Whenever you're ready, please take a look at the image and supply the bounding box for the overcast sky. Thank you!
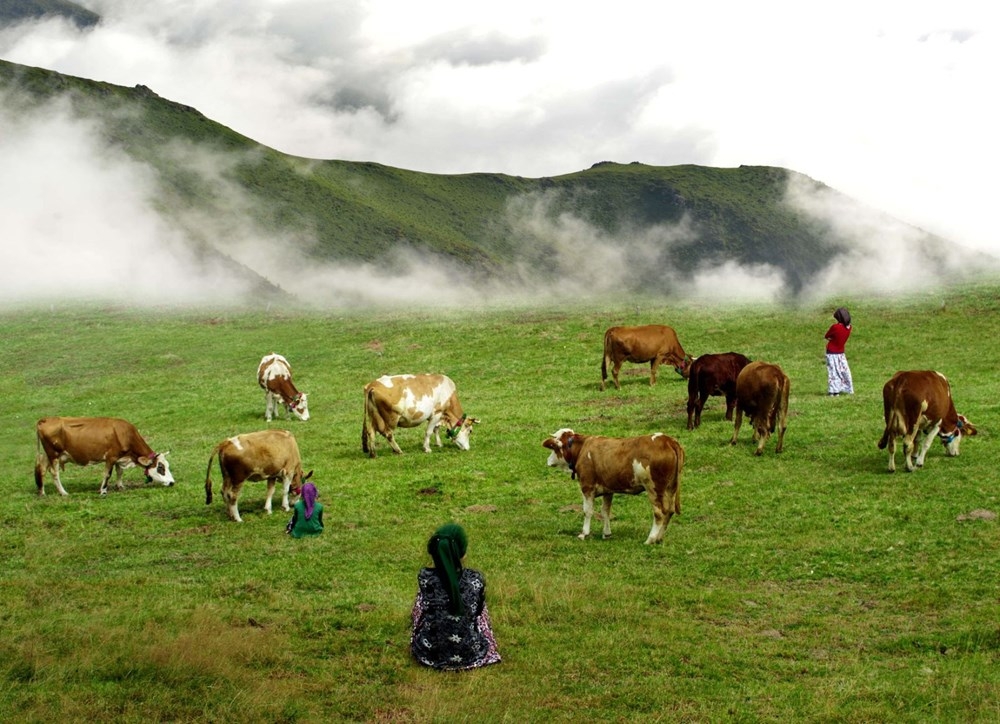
[1,1,996,305]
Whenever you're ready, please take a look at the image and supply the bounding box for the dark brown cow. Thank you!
[543,428,683,544]
[877,370,977,472]
[686,352,752,429]
[34,416,175,496]
[257,353,309,422]
[600,324,691,390]
[729,361,790,455]
[205,429,310,522]
[362,374,478,457]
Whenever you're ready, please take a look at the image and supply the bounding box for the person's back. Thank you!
[286,481,324,537]
[410,523,501,671]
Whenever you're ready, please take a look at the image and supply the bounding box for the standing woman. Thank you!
[825,307,854,395]
[410,523,501,671]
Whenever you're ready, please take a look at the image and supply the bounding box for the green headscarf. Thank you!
[427,523,468,615]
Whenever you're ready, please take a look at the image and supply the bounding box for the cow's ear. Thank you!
[542,438,557,450]
[303,470,314,481]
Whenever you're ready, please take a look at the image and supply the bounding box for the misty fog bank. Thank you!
[2,94,996,311]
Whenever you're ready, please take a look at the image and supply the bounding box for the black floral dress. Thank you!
[410,567,501,671]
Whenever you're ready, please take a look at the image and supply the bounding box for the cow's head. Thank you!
[674,354,694,378]
[291,469,314,496]
[140,452,175,486]
[543,428,582,471]
[288,392,310,421]
[445,415,479,451]
[940,415,978,456]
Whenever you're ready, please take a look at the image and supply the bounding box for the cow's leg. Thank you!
[264,478,276,514]
[114,463,125,491]
[223,484,243,522]
[600,494,614,539]
[645,492,671,545]
[649,359,659,386]
[52,462,69,497]
[264,392,274,421]
[754,425,768,456]
[280,473,292,512]
[724,394,736,421]
[886,435,897,473]
[730,407,744,446]
[100,461,115,496]
[386,431,404,455]
[902,431,918,472]
[914,422,940,468]
[579,493,595,540]
[612,361,623,390]
[774,418,787,454]
[422,421,436,453]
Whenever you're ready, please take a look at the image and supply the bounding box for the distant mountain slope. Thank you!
[0,57,971,301]
[0,0,99,28]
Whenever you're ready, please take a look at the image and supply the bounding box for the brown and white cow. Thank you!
[600,324,691,390]
[729,361,790,455]
[362,374,478,457]
[205,429,310,522]
[543,428,684,545]
[686,352,752,429]
[34,416,175,496]
[257,353,309,422]
[877,370,977,472]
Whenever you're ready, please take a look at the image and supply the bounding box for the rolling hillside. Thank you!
[0,56,973,301]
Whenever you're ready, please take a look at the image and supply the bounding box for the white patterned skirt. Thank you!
[826,353,854,394]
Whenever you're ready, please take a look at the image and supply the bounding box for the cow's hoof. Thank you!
[602,534,612,540]
[577,533,588,540]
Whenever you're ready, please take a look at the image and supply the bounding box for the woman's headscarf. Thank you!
[834,307,851,327]
[301,482,318,520]
[427,523,468,615]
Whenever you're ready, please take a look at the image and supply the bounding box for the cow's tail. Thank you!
[34,425,45,492]
[204,445,220,505]
[673,441,684,515]
[361,386,375,455]
[600,329,611,389]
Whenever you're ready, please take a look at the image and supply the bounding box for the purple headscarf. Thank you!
[301,482,318,520]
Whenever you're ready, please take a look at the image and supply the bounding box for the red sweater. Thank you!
[825,323,851,354]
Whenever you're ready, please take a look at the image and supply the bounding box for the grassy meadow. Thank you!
[0,286,998,722]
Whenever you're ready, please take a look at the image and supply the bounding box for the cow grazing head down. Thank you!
[877,370,978,472]
[141,452,175,486]
[445,413,479,451]
[286,392,310,421]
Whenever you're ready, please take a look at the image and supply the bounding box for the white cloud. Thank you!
[1,0,998,307]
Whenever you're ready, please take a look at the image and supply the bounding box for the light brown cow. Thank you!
[729,361,790,455]
[257,353,309,422]
[877,370,977,472]
[362,374,478,457]
[543,428,683,545]
[600,324,691,390]
[34,416,175,496]
[205,429,310,522]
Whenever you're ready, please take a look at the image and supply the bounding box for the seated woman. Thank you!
[410,523,501,671]
[285,481,324,538]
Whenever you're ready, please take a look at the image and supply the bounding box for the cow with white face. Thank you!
[543,427,684,545]
[257,353,309,422]
[877,370,978,472]
[362,373,479,457]
[35,416,175,496]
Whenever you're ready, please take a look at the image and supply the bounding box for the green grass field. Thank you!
[1,286,997,722]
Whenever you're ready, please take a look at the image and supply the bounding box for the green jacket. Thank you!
[286,499,324,538]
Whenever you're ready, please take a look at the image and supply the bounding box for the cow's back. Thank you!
[578,433,682,488]
[606,325,679,359]
[736,362,785,410]
[883,370,955,428]
[36,416,140,460]
[220,429,301,475]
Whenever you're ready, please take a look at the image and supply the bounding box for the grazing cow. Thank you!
[362,374,478,457]
[543,428,684,545]
[34,416,174,496]
[257,353,309,422]
[729,361,790,455]
[686,352,752,429]
[205,429,310,522]
[600,324,691,390]
[877,370,978,472]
